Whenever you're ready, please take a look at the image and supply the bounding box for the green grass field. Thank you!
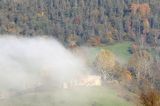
[0,87,134,106]
[89,41,132,64]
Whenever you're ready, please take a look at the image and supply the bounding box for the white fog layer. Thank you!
[0,36,86,91]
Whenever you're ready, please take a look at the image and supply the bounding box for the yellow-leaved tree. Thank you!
[95,49,115,70]
[94,49,116,80]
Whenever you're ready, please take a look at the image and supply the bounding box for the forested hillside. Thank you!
[0,0,160,46]
[0,1,160,105]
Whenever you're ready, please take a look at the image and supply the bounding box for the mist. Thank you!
[0,35,87,92]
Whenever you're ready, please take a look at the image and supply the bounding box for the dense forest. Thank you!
[0,0,160,105]
[0,0,160,46]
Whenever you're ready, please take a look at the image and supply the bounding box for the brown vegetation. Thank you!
[87,36,101,46]
[67,34,78,48]
[129,50,152,71]
[130,3,150,18]
[140,89,160,106]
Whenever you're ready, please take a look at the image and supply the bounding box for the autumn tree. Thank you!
[128,49,154,88]
[94,49,116,80]
[130,3,150,18]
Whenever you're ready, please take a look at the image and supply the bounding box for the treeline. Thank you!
[0,0,160,46]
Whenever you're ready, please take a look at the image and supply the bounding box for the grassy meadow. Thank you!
[88,41,132,64]
[0,87,134,106]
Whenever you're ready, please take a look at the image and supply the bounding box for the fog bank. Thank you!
[0,35,87,91]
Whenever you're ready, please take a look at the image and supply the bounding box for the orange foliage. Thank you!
[130,3,150,18]
[120,70,132,82]
[87,36,101,46]
[115,66,132,82]
[124,70,132,81]
[139,3,150,17]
